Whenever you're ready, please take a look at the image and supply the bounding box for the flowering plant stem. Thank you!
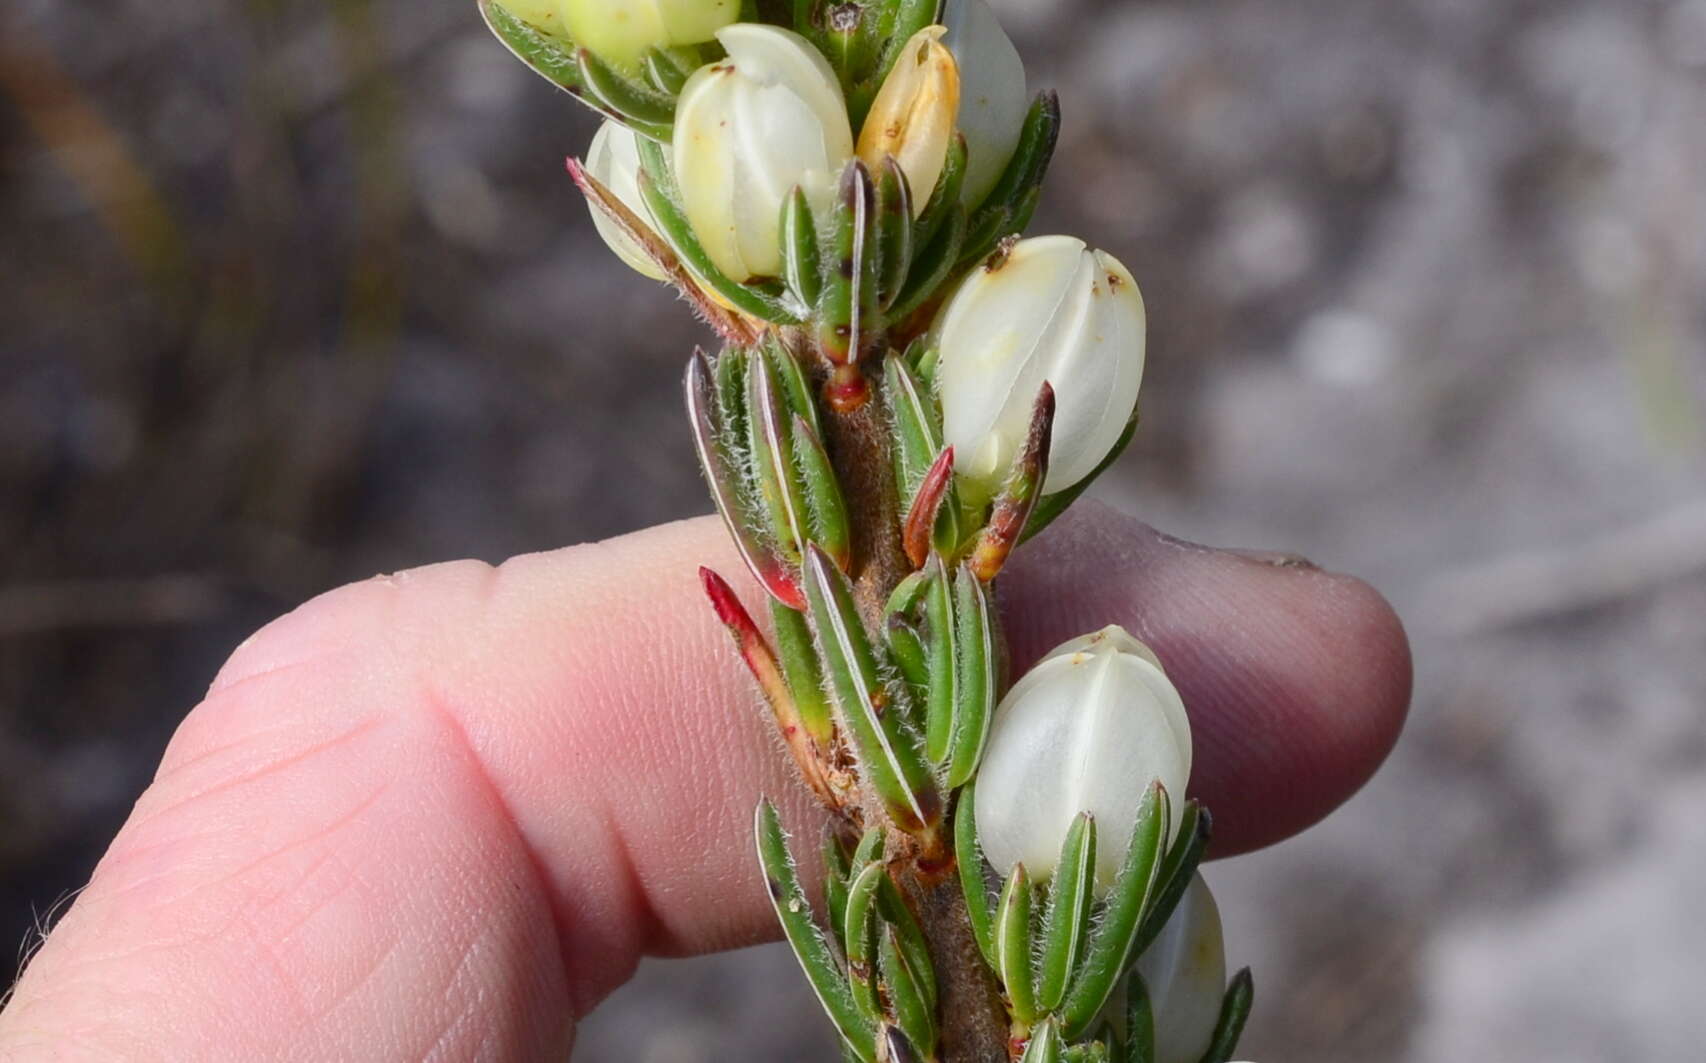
[481,2,1252,1059]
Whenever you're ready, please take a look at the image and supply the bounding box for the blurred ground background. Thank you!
[4,0,1705,1058]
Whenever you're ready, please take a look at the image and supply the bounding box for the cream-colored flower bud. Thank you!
[935,235,1146,496]
[1135,873,1227,1063]
[974,626,1190,891]
[941,0,1027,206]
[585,121,669,281]
[561,0,740,69]
[672,24,855,281]
[857,26,959,213]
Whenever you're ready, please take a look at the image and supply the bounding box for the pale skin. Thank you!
[0,504,1410,1060]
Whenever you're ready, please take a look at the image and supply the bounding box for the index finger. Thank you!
[0,504,1407,1060]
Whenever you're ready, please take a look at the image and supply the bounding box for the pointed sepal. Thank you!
[945,561,996,788]
[1059,784,1170,1039]
[996,862,1039,1026]
[1131,802,1211,959]
[1200,968,1254,1063]
[1036,813,1096,1013]
[782,186,825,311]
[1022,412,1139,544]
[903,447,956,571]
[954,782,998,969]
[969,382,1055,582]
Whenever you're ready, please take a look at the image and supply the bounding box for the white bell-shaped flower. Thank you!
[941,0,1028,206]
[560,0,740,69]
[934,235,1146,497]
[974,625,1190,892]
[858,26,959,215]
[1135,873,1227,1063]
[672,24,855,282]
[584,121,669,282]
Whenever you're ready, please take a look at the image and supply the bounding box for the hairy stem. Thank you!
[806,338,1010,1062]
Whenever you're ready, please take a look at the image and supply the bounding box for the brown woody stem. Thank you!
[790,328,1011,1062]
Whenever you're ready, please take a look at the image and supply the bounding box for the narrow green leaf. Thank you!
[576,47,676,134]
[880,1026,923,1063]
[803,546,942,837]
[883,351,946,505]
[747,345,809,562]
[1007,183,1043,238]
[971,90,1061,238]
[479,3,591,104]
[1036,813,1096,1013]
[1125,973,1156,1063]
[1198,968,1254,1063]
[891,201,967,322]
[922,555,957,765]
[818,160,876,365]
[636,138,804,323]
[959,203,1013,273]
[764,334,820,434]
[914,133,968,249]
[844,859,886,1024]
[872,873,937,1011]
[781,186,825,311]
[1022,412,1139,544]
[954,782,997,968]
[822,826,853,953]
[1020,1018,1062,1063]
[875,158,914,311]
[1131,802,1210,960]
[996,863,1038,1025]
[884,568,931,618]
[772,600,835,745]
[946,562,996,787]
[641,45,693,95]
[754,801,876,1062]
[880,925,936,1058]
[791,415,853,571]
[886,616,928,692]
[850,824,885,871]
[1059,785,1170,1039]
[686,351,805,610]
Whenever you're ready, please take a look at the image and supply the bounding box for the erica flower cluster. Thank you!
[481,2,1254,1060]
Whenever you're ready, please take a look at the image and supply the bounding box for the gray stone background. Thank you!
[3,0,1705,1058]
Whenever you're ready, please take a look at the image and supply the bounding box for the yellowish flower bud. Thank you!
[857,26,960,213]
[560,0,740,70]
[672,25,855,281]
